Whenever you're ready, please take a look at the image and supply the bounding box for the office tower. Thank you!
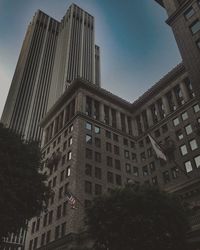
[155,0,200,99]
[1,11,59,141]
[47,4,101,110]
[1,4,101,141]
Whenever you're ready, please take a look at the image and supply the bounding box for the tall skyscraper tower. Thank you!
[47,4,101,110]
[1,4,101,141]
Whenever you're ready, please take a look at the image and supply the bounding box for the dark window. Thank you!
[56,205,62,219]
[123,138,128,146]
[113,133,119,142]
[95,137,101,148]
[124,150,130,159]
[107,171,114,183]
[85,164,92,176]
[106,142,112,152]
[133,167,139,176]
[106,130,111,138]
[190,20,200,34]
[114,145,120,155]
[163,171,170,184]
[86,134,92,144]
[95,152,101,162]
[152,176,158,185]
[85,181,92,194]
[95,184,102,195]
[116,174,122,185]
[55,225,60,240]
[86,148,92,159]
[48,211,53,225]
[107,156,113,167]
[86,96,92,116]
[115,159,121,170]
[125,163,131,174]
[149,162,156,173]
[162,124,168,133]
[142,166,149,176]
[43,213,48,227]
[61,222,66,237]
[95,167,102,179]
[46,230,51,244]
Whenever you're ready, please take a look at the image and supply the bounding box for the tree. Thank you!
[86,185,190,250]
[0,123,51,241]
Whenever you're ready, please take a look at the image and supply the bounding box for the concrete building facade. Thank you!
[1,4,101,141]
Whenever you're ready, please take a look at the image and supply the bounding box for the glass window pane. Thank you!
[190,139,198,150]
[190,20,200,34]
[180,145,188,156]
[173,118,180,126]
[194,155,200,168]
[184,161,193,173]
[185,124,193,135]
[181,112,188,121]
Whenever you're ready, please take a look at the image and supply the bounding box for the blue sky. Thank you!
[0,0,181,117]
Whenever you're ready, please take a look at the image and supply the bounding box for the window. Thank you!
[95,126,100,134]
[132,153,137,162]
[147,148,153,158]
[86,134,92,144]
[185,124,193,135]
[142,166,148,176]
[171,167,179,179]
[86,148,92,159]
[107,171,114,183]
[115,159,121,170]
[85,181,92,194]
[176,129,183,140]
[59,186,63,199]
[123,138,128,146]
[86,122,92,130]
[106,130,111,138]
[63,141,67,151]
[95,184,102,195]
[106,142,112,152]
[85,164,92,176]
[57,136,61,144]
[94,137,101,148]
[55,225,60,240]
[41,234,45,246]
[66,166,71,177]
[149,162,156,173]
[173,117,180,126]
[68,137,73,146]
[116,174,122,185]
[64,129,68,137]
[48,211,53,225]
[33,238,38,250]
[190,139,198,150]
[46,230,51,244]
[190,20,200,34]
[60,170,64,182]
[36,218,40,231]
[184,160,193,173]
[181,112,188,121]
[194,155,200,168]
[95,152,101,162]
[66,151,71,161]
[69,124,73,132]
[61,222,66,237]
[95,167,102,179]
[63,201,67,216]
[140,152,146,161]
[130,141,135,148]
[193,104,200,113]
[163,170,170,184]
[125,163,131,174]
[184,7,195,19]
[124,150,130,159]
[43,213,48,227]
[31,221,36,234]
[29,240,33,250]
[180,145,188,156]
[107,156,113,167]
[114,145,120,155]
[56,205,62,219]
[152,176,158,185]
[133,167,139,176]
[139,140,144,147]
[113,133,119,142]
[62,155,66,165]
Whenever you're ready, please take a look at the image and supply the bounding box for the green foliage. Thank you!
[0,123,51,240]
[86,185,189,250]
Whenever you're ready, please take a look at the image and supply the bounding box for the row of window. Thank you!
[29,221,66,250]
[136,79,194,135]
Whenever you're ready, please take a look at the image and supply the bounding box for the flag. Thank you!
[65,191,77,209]
[148,134,167,161]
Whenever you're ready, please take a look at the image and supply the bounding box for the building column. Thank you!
[162,95,170,115]
[146,108,153,127]
[116,111,122,130]
[180,81,190,102]
[99,102,104,122]
[172,89,179,110]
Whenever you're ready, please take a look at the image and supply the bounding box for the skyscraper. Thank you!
[1,4,100,141]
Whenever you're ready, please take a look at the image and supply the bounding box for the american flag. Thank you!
[65,191,77,209]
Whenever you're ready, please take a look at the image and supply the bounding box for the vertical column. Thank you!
[131,118,137,136]
[171,89,178,109]
[63,108,67,126]
[116,111,122,130]
[99,102,104,122]
[162,95,170,115]
[109,108,112,126]
[146,108,154,127]
[154,102,161,121]
[180,81,190,102]
[124,116,129,134]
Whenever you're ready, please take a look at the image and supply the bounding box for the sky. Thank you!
[0,0,182,117]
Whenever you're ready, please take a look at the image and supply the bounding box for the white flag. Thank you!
[148,134,167,161]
